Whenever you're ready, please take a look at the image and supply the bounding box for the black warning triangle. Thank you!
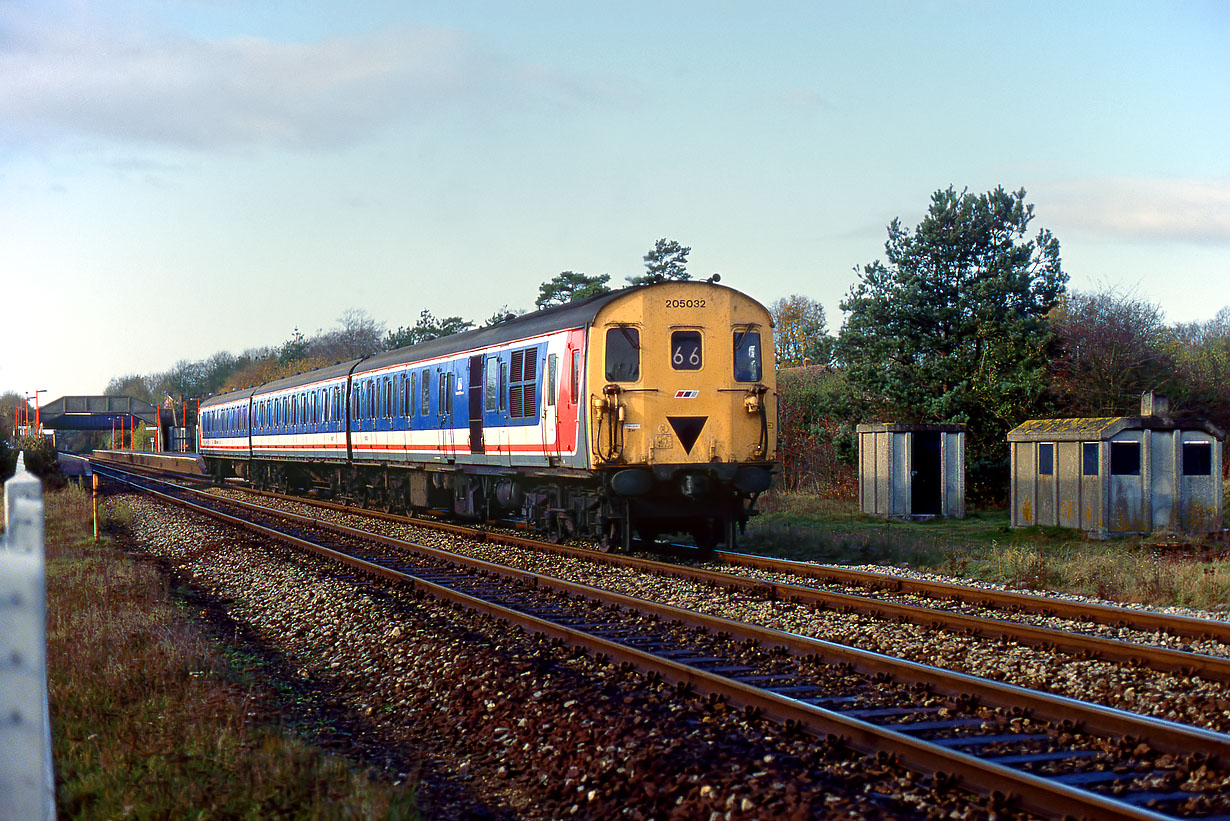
[667,416,708,454]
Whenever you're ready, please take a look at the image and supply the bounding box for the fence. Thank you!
[1,454,56,820]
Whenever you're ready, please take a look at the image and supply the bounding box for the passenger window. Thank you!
[421,369,431,415]
[408,373,416,416]
[367,380,376,420]
[485,356,499,412]
[384,377,393,419]
[605,327,640,382]
[734,331,762,382]
[547,353,558,407]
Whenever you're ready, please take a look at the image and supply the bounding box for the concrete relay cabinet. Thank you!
[1007,394,1224,537]
[857,423,966,520]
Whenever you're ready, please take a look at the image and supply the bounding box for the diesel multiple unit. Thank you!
[199,280,777,551]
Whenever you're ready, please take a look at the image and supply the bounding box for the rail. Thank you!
[1,454,55,821]
[96,463,1230,818]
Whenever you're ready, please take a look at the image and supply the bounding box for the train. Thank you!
[198,278,777,552]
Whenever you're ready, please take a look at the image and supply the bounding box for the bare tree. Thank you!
[1047,288,1175,416]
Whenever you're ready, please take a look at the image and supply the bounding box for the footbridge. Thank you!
[38,395,196,452]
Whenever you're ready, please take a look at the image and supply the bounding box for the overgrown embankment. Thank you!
[748,491,1230,612]
[42,486,418,818]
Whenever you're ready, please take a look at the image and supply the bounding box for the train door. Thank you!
[468,355,485,454]
[377,375,391,443]
[543,351,559,462]
[437,367,456,457]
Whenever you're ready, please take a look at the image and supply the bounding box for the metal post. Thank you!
[1,454,56,821]
[92,472,100,541]
[33,389,45,438]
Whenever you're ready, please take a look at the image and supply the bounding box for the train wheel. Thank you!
[691,520,719,557]
[599,520,621,553]
[544,514,563,544]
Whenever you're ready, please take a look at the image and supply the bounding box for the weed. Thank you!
[751,489,1230,611]
[42,487,419,818]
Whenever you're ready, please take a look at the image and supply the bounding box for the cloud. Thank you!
[1041,178,1230,244]
[0,9,592,151]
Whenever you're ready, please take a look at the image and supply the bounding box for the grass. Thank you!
[747,489,1230,612]
[41,485,419,819]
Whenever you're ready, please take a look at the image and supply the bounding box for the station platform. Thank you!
[57,453,93,484]
[90,449,207,476]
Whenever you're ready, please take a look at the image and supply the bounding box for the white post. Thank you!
[1,454,56,820]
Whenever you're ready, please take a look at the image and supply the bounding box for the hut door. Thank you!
[911,432,942,516]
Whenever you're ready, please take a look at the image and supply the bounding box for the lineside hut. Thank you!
[1007,394,1224,538]
[856,423,966,520]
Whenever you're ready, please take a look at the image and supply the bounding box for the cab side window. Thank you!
[547,353,558,407]
[605,328,640,382]
[734,331,762,382]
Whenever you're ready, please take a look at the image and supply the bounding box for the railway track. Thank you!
[94,462,1230,819]
[120,456,1230,683]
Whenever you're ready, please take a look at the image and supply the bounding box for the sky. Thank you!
[2,0,1228,404]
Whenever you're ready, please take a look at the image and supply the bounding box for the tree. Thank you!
[770,295,832,367]
[1168,306,1230,433]
[331,308,386,359]
[1,390,25,440]
[837,185,1068,499]
[484,305,523,327]
[628,238,691,285]
[278,328,310,365]
[104,374,155,403]
[1047,289,1175,417]
[385,309,474,349]
[535,271,611,308]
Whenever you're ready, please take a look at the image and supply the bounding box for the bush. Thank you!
[9,435,66,489]
[776,366,858,498]
[0,438,16,481]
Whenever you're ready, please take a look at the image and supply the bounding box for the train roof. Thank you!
[353,285,631,376]
[201,279,761,404]
[250,359,365,398]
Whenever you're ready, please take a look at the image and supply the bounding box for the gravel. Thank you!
[112,493,1015,820]
[201,488,1230,736]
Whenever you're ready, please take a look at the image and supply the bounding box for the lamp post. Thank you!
[33,389,46,437]
[22,393,35,438]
